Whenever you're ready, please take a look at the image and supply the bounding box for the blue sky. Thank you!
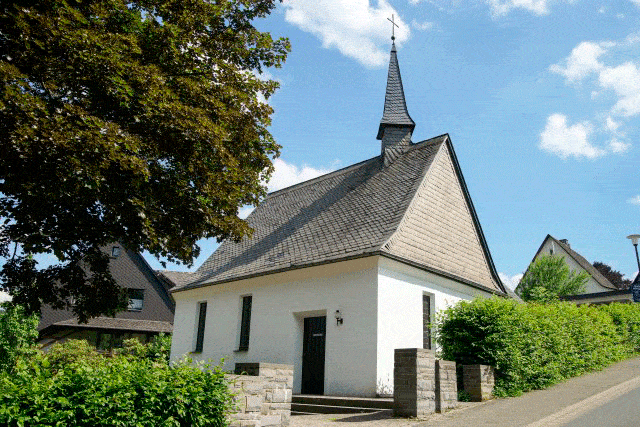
[148,0,638,288]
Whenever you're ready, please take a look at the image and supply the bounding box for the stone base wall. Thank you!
[435,360,458,413]
[462,364,495,402]
[393,349,460,418]
[228,363,293,427]
[393,348,436,418]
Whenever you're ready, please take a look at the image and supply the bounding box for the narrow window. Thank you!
[194,301,207,353]
[423,294,431,350]
[238,295,252,351]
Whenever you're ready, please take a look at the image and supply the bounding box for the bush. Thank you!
[0,303,39,374]
[0,339,232,427]
[436,297,635,397]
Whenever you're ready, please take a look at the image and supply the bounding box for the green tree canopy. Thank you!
[593,261,632,290]
[0,0,289,320]
[516,254,589,302]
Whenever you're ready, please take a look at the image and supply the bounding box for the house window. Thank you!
[238,295,252,351]
[423,294,432,350]
[128,289,144,311]
[194,301,207,353]
[111,246,121,257]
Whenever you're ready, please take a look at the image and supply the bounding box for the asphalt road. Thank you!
[561,385,640,427]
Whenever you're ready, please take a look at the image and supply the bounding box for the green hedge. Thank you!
[436,298,640,397]
[0,340,232,427]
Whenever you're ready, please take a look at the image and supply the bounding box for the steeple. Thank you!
[377,40,415,158]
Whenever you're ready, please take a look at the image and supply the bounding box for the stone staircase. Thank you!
[291,395,393,415]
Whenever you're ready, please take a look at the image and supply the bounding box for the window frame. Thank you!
[237,295,252,352]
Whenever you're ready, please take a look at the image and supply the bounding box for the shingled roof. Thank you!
[172,134,506,295]
[377,42,415,140]
[527,235,617,291]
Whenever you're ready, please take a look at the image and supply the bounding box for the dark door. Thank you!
[301,316,326,395]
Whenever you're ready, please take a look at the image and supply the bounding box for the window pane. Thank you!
[128,289,144,311]
[423,294,431,350]
[195,302,207,353]
[238,296,252,351]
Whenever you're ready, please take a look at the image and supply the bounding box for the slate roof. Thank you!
[526,235,617,291]
[172,135,506,295]
[50,317,173,333]
[39,246,175,334]
[377,43,415,140]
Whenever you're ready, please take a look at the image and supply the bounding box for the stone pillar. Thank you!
[229,363,293,427]
[463,364,495,402]
[393,348,436,418]
[435,360,458,413]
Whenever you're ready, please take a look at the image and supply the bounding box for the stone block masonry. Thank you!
[463,364,495,402]
[393,349,460,418]
[393,348,436,418]
[228,363,293,427]
[435,359,458,413]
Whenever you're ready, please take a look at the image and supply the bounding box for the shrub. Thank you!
[0,339,232,427]
[0,303,39,374]
[517,254,588,302]
[436,297,634,397]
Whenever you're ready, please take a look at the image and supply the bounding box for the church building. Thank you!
[168,40,507,397]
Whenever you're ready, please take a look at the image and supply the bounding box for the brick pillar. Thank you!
[435,360,458,413]
[393,348,436,418]
[463,364,495,402]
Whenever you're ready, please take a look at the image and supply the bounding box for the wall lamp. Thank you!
[334,310,344,326]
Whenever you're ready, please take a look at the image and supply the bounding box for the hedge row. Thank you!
[436,298,640,397]
[0,340,232,427]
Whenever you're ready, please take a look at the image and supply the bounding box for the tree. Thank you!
[593,261,632,290]
[0,0,289,321]
[517,254,589,302]
[0,304,39,374]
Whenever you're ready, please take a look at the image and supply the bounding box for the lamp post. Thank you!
[628,234,640,286]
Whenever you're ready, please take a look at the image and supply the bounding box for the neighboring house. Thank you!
[516,235,632,304]
[166,41,508,397]
[38,244,175,350]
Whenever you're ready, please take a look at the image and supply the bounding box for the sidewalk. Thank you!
[290,356,640,427]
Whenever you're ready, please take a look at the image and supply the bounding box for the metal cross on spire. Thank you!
[387,14,399,41]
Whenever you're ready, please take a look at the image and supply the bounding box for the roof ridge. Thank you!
[265,156,380,198]
[548,235,616,290]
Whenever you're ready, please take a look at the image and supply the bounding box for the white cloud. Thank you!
[488,0,553,16]
[540,114,606,159]
[549,41,608,82]
[411,19,435,31]
[0,291,11,303]
[499,272,523,290]
[282,0,410,67]
[628,195,640,206]
[268,158,333,192]
[608,138,630,153]
[605,116,621,132]
[598,62,640,117]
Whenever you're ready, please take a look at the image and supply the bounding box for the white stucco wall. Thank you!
[537,240,609,293]
[171,257,379,397]
[376,257,493,394]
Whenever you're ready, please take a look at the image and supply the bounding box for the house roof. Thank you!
[377,43,415,140]
[172,134,506,295]
[46,317,173,333]
[39,246,175,334]
[525,235,617,291]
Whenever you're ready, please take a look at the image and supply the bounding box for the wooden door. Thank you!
[301,316,326,395]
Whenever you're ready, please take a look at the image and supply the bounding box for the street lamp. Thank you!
[627,234,640,285]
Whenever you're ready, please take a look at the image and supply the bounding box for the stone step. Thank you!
[293,395,393,409]
[291,403,392,415]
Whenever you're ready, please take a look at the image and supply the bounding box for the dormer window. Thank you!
[128,289,144,311]
[111,246,121,257]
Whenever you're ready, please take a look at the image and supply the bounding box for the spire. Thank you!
[376,41,415,143]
